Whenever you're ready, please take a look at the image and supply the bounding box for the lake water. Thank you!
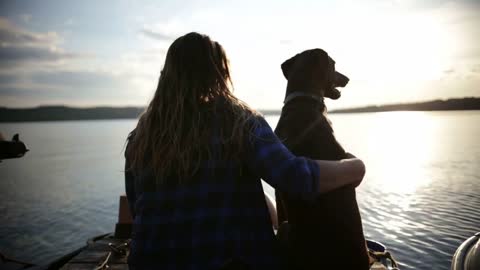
[0,111,479,269]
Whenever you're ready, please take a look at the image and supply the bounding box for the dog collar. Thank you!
[284,91,324,105]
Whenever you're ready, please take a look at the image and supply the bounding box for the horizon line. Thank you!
[1,96,479,111]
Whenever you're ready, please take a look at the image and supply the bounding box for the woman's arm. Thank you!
[245,116,365,199]
[314,158,365,194]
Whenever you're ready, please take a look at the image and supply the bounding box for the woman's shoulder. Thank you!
[245,112,268,127]
[248,114,273,132]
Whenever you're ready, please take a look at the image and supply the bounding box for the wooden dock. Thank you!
[60,234,130,270]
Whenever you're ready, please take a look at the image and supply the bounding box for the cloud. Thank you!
[0,15,158,107]
[140,27,175,41]
[0,73,22,85]
[30,71,126,89]
[0,69,146,107]
[0,17,59,45]
[472,64,480,73]
[19,14,32,24]
[279,39,292,45]
[0,45,76,63]
[64,18,75,26]
[0,17,137,107]
[443,69,455,74]
[0,69,139,92]
[0,17,77,67]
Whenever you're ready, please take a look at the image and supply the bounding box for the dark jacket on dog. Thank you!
[275,96,370,270]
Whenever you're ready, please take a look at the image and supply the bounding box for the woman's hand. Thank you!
[315,158,366,194]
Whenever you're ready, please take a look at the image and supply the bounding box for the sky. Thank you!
[0,0,479,110]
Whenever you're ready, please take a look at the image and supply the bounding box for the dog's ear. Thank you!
[281,56,297,79]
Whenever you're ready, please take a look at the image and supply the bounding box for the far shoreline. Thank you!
[1,97,479,122]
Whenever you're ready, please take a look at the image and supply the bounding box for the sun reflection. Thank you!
[364,111,440,194]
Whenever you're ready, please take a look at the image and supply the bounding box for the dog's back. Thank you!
[275,98,370,270]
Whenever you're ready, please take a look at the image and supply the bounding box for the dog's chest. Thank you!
[275,110,345,160]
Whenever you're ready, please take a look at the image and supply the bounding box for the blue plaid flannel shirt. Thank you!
[124,116,320,270]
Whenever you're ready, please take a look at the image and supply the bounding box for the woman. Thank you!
[124,32,366,270]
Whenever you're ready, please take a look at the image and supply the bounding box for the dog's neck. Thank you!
[284,91,324,105]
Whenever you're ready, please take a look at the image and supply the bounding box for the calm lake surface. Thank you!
[1,111,479,269]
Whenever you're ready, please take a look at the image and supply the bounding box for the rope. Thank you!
[108,240,130,256]
[93,251,111,270]
[368,249,399,269]
[93,240,130,270]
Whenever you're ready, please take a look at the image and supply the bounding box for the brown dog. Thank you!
[274,49,370,269]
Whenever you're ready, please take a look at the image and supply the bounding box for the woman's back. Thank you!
[125,139,278,269]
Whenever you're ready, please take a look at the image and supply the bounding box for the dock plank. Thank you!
[60,263,129,270]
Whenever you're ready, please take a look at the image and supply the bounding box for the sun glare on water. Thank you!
[363,112,441,194]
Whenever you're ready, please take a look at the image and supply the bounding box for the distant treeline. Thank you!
[0,97,479,122]
[329,97,480,113]
[0,106,145,122]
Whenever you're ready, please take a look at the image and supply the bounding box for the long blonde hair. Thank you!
[126,32,258,182]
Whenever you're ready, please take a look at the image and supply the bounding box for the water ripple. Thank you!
[1,113,479,270]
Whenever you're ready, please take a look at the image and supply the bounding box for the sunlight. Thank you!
[357,13,455,83]
[364,112,440,194]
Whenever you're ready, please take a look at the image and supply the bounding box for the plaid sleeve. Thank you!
[245,116,320,200]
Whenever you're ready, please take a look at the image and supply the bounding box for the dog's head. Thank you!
[281,49,349,100]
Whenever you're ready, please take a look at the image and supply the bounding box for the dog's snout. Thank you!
[334,72,349,87]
